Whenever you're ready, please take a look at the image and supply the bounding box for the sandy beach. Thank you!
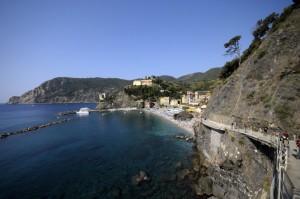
[96,107,198,136]
[144,108,198,136]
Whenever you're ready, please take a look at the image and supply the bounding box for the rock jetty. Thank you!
[0,119,71,139]
[56,111,76,116]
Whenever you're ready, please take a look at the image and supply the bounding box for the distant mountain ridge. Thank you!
[156,68,221,82]
[8,68,221,104]
[8,77,131,104]
[176,68,221,82]
[156,75,177,82]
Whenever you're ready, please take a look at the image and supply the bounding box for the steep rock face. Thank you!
[8,77,131,104]
[203,7,300,135]
[193,5,300,199]
[194,124,274,198]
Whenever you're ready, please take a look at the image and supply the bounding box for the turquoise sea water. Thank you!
[0,104,197,198]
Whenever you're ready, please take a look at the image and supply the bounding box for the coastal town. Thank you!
[101,76,210,116]
[98,76,211,134]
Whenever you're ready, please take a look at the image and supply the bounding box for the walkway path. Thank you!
[286,141,300,191]
[200,119,276,146]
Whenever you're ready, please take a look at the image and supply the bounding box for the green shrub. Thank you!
[238,137,245,145]
[275,105,293,121]
[219,58,239,79]
[263,179,270,192]
[260,94,271,104]
[231,136,235,142]
[224,128,229,134]
[271,5,294,32]
[257,49,267,60]
[238,140,245,145]
[247,91,255,99]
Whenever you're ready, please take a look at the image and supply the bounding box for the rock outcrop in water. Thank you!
[131,171,151,186]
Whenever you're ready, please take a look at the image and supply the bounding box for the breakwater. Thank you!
[56,110,77,116]
[0,119,71,139]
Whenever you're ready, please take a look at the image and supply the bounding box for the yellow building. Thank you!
[159,97,170,106]
[170,99,181,107]
[181,95,188,104]
[133,79,153,86]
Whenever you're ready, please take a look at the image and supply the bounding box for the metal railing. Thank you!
[273,137,300,199]
[280,169,295,199]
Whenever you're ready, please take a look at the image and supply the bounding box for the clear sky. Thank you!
[0,0,293,102]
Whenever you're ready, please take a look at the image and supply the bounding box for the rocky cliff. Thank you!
[193,4,300,199]
[96,91,142,109]
[203,5,300,136]
[8,77,131,104]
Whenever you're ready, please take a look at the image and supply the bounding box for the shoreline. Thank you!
[144,108,197,136]
[95,107,197,135]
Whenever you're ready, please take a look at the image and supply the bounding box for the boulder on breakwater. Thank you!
[175,134,193,142]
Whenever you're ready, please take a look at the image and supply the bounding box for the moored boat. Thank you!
[76,107,90,115]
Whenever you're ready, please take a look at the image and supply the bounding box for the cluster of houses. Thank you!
[99,77,210,114]
[156,91,210,113]
[134,77,210,112]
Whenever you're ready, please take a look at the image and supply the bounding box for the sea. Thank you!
[0,103,198,199]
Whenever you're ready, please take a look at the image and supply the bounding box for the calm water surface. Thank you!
[0,104,196,198]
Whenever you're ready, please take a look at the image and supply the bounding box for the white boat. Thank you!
[76,107,90,115]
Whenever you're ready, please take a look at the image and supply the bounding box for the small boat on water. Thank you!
[76,107,90,115]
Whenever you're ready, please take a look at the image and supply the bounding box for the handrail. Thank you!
[280,169,294,199]
[274,138,300,199]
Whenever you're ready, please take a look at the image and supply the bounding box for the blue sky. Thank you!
[0,0,293,102]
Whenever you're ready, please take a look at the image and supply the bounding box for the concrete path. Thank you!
[287,141,300,190]
[200,119,276,146]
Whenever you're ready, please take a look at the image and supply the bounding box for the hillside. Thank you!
[177,67,221,82]
[203,5,300,135]
[157,75,177,82]
[8,77,131,104]
[155,67,221,82]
